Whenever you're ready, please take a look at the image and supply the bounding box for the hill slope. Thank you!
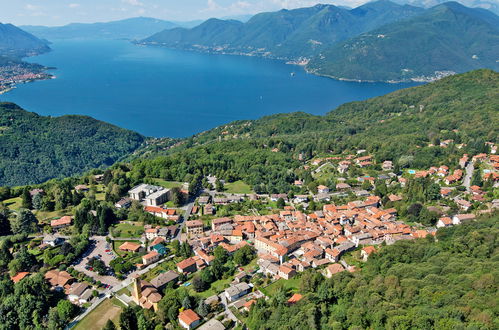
[23,17,178,41]
[129,69,498,193]
[307,2,499,82]
[141,1,424,59]
[0,23,49,58]
[246,215,499,329]
[0,103,145,186]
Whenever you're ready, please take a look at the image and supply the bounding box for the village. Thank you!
[0,63,53,94]
[4,141,498,329]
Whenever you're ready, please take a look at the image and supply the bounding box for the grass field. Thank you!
[111,223,144,238]
[3,197,21,209]
[74,298,124,330]
[151,179,184,189]
[224,181,254,194]
[259,277,301,297]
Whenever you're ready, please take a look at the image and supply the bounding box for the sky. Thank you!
[0,0,369,26]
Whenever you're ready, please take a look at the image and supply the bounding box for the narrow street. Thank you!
[463,161,475,191]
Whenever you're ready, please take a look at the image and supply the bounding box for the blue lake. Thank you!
[1,39,419,137]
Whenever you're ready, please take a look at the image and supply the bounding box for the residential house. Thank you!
[43,235,64,247]
[317,185,330,194]
[452,214,476,225]
[119,242,142,253]
[11,272,29,283]
[325,264,345,278]
[67,282,92,305]
[224,282,251,302]
[176,258,197,274]
[115,198,132,209]
[361,246,376,261]
[45,270,74,290]
[179,309,201,329]
[278,265,296,280]
[382,161,393,171]
[287,293,303,305]
[50,216,72,229]
[204,204,215,215]
[211,217,233,231]
[142,251,160,266]
[436,217,453,228]
[186,220,204,236]
[151,271,179,290]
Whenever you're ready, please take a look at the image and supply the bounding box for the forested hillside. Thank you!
[307,2,499,81]
[0,23,49,58]
[246,214,499,329]
[128,69,498,193]
[141,1,423,59]
[0,103,145,186]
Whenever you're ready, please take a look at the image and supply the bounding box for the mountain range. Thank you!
[0,23,50,58]
[141,0,425,59]
[394,0,499,14]
[308,2,499,82]
[22,17,179,41]
[141,0,499,82]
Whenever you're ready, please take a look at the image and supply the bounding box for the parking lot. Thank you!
[73,236,121,287]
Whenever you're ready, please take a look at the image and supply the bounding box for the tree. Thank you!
[119,306,138,330]
[11,209,38,234]
[192,276,206,293]
[170,187,184,206]
[103,320,116,330]
[276,198,285,209]
[234,245,256,266]
[21,188,32,209]
[215,179,224,192]
[197,301,210,317]
[32,193,43,210]
[213,245,229,264]
[471,169,483,187]
[57,300,77,322]
[0,209,12,236]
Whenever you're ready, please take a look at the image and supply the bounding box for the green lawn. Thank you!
[224,181,254,194]
[3,197,21,210]
[141,259,178,282]
[260,277,301,297]
[151,179,184,189]
[74,298,124,330]
[111,223,144,238]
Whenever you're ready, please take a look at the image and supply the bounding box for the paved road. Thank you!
[463,161,475,191]
[175,197,195,241]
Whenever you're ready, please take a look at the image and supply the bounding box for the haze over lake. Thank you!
[1,39,418,137]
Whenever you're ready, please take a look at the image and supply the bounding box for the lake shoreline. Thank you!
[4,39,418,138]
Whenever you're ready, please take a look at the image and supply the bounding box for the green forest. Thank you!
[246,214,499,329]
[0,103,145,186]
[127,69,498,193]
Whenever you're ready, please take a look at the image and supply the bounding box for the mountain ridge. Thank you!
[140,0,425,59]
[22,17,179,41]
[307,2,499,82]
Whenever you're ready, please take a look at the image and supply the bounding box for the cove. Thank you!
[1,39,419,138]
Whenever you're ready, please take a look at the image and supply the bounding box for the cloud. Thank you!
[25,4,40,11]
[122,0,144,6]
[68,4,80,9]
